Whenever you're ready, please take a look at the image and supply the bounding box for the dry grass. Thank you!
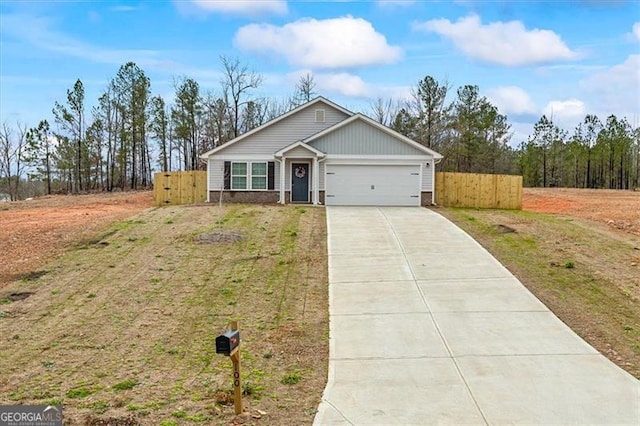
[438,205,640,379]
[0,203,328,425]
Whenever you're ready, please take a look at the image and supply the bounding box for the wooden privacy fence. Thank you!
[435,172,523,209]
[153,170,522,209]
[153,171,207,206]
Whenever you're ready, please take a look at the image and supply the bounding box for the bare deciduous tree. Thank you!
[294,73,316,105]
[220,56,263,138]
[369,97,399,126]
[0,121,28,200]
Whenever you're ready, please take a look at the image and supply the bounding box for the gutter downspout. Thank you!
[318,156,327,205]
[275,157,285,204]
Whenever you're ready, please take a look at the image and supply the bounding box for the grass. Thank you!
[281,371,302,385]
[0,204,328,425]
[112,379,138,391]
[439,207,640,378]
[66,387,97,399]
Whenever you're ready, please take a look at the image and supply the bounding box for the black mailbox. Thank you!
[215,330,240,355]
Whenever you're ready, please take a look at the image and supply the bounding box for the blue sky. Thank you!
[1,0,638,145]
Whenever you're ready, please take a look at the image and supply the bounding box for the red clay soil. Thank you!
[523,188,640,236]
[2,188,637,289]
[0,192,153,288]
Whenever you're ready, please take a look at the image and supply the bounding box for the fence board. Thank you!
[435,172,522,209]
[153,171,207,206]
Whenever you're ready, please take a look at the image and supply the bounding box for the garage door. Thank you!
[325,164,421,206]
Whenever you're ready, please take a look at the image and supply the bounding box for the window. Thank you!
[251,162,267,190]
[230,161,268,190]
[231,162,247,189]
[315,109,325,123]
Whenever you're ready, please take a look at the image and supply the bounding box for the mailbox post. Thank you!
[215,320,242,415]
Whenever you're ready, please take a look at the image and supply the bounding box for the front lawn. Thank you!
[0,204,328,425]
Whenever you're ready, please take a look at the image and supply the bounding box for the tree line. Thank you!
[1,66,638,200]
[376,76,639,189]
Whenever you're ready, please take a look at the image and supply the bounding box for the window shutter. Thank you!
[224,161,231,190]
[267,162,275,190]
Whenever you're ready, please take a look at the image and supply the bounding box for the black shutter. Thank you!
[224,161,231,190]
[267,162,275,190]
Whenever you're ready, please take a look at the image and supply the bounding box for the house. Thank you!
[200,97,442,206]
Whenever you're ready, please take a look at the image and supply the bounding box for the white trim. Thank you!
[313,157,320,205]
[290,160,311,203]
[200,97,354,158]
[303,113,443,159]
[278,158,285,204]
[206,160,211,202]
[275,140,326,158]
[217,154,275,161]
[431,160,436,204]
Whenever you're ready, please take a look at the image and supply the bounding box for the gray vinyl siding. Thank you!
[284,145,321,157]
[423,160,433,191]
[319,162,325,190]
[209,158,281,191]
[309,121,427,155]
[209,159,224,191]
[216,104,349,156]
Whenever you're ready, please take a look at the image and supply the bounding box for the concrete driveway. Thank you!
[314,207,640,425]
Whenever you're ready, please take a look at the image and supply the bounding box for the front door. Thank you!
[291,163,309,203]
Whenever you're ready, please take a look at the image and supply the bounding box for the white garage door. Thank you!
[325,164,421,206]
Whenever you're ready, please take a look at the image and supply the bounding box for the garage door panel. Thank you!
[325,164,421,206]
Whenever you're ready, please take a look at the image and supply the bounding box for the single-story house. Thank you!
[200,97,442,206]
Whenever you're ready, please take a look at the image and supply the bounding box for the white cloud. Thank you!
[315,72,372,98]
[182,0,287,16]
[580,54,640,117]
[486,86,538,115]
[633,22,640,41]
[284,69,411,101]
[111,5,141,12]
[414,14,579,66]
[543,99,586,123]
[234,16,402,68]
[509,121,535,147]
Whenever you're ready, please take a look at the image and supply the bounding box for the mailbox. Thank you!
[215,330,240,356]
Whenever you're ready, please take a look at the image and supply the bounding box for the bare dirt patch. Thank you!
[523,188,640,236]
[0,192,153,288]
[193,230,244,244]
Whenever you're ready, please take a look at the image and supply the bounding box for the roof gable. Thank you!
[200,97,353,158]
[275,141,325,158]
[304,114,443,158]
